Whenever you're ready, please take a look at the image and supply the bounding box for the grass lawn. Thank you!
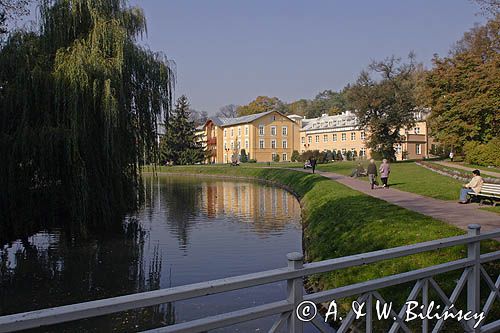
[146,165,499,326]
[481,206,500,214]
[315,161,463,201]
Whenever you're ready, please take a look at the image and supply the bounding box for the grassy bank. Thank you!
[316,161,463,200]
[146,165,499,327]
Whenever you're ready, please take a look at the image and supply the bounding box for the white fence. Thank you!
[0,224,499,332]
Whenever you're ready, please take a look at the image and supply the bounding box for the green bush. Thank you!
[273,154,280,162]
[240,149,248,163]
[291,150,300,162]
[248,159,257,163]
[464,139,500,167]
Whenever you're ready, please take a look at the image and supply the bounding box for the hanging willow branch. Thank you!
[0,0,174,239]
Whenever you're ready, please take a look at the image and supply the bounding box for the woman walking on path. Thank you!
[379,159,391,188]
[367,159,378,189]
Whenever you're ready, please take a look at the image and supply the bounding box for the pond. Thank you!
[0,174,304,332]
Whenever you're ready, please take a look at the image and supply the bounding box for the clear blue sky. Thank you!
[33,1,487,113]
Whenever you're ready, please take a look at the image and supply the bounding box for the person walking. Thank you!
[310,157,317,174]
[367,159,378,189]
[379,159,391,188]
[449,151,454,162]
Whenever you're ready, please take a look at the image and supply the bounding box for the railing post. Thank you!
[287,252,304,333]
[467,224,481,332]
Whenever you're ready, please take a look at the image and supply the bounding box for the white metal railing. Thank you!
[0,224,499,333]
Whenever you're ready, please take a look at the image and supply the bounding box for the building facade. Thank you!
[199,109,431,163]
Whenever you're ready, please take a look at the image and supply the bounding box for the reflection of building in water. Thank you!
[201,181,300,233]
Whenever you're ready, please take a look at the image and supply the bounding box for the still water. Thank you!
[0,175,303,332]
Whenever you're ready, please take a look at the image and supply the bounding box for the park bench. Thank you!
[469,183,500,206]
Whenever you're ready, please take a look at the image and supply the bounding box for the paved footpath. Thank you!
[292,168,500,233]
[435,161,500,178]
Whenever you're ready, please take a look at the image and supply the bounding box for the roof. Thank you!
[209,110,276,127]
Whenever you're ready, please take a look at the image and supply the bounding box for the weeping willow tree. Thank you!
[0,0,174,239]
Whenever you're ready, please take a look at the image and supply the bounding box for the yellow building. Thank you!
[202,110,300,163]
[200,109,431,163]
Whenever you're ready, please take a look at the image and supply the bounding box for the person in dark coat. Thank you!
[367,159,378,189]
[310,158,317,174]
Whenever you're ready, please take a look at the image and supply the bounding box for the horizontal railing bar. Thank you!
[304,258,474,303]
[1,229,498,332]
[481,320,500,333]
[140,300,292,333]
[479,250,500,263]
[301,230,500,276]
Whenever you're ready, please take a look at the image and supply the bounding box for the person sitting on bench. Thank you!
[351,163,367,178]
[458,169,483,204]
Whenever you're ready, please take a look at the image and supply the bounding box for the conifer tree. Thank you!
[160,96,205,165]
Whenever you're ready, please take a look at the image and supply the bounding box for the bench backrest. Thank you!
[480,183,500,198]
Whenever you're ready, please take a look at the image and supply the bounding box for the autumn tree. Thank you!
[346,54,419,161]
[237,96,288,116]
[423,16,500,150]
[304,89,347,118]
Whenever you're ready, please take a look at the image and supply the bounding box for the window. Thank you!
[315,135,320,143]
[282,140,287,149]
[414,127,421,134]
[282,126,288,136]
[230,141,234,149]
[351,132,356,140]
[259,125,265,135]
[259,139,265,149]
[282,153,287,161]
[224,154,227,163]
[342,148,347,154]
[224,129,227,137]
[230,128,234,137]
[416,144,421,155]
[271,139,276,149]
[333,134,337,142]
[245,139,249,149]
[396,144,402,154]
[323,134,328,142]
[271,126,277,136]
[301,137,305,144]
[341,133,346,141]
[308,136,312,144]
[360,132,366,140]
[271,115,276,121]
[351,148,356,155]
[360,148,366,157]
[238,127,241,136]
[245,126,249,136]
[236,141,240,149]
[272,153,277,161]
[224,142,227,149]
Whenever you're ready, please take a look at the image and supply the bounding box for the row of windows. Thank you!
[224,139,289,150]
[259,125,287,136]
[301,132,365,144]
[223,126,289,137]
[300,148,367,156]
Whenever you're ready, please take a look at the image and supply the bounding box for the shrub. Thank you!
[464,139,500,167]
[248,159,257,163]
[291,150,300,162]
[240,149,248,163]
[273,154,280,162]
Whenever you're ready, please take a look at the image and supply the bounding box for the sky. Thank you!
[20,0,487,114]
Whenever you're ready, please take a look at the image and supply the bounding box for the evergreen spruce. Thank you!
[160,95,205,165]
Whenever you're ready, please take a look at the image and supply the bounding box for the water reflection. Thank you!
[0,175,302,332]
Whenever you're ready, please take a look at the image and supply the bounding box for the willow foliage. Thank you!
[0,0,174,238]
